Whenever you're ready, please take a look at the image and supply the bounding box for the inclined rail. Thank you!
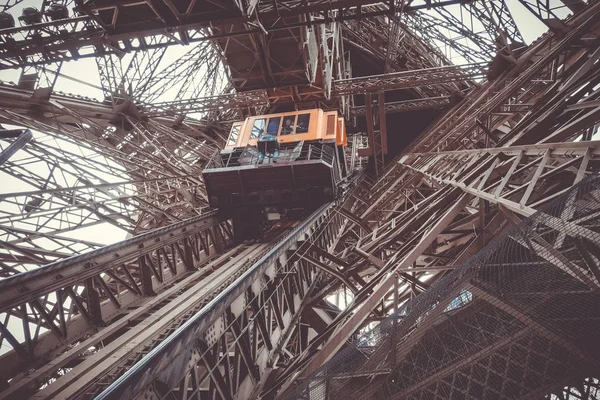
[28,224,296,399]
[97,202,333,399]
[0,172,363,399]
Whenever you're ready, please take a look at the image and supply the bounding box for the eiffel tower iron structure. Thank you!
[0,0,600,399]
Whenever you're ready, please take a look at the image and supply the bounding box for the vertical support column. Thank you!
[138,255,156,296]
[183,238,195,271]
[20,304,33,356]
[84,278,103,326]
[378,91,388,156]
[211,226,226,253]
[391,272,399,366]
[365,93,379,177]
[479,198,486,250]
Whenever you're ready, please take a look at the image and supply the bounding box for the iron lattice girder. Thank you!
[394,1,600,157]
[469,0,525,44]
[0,78,225,284]
[0,0,477,69]
[288,174,600,400]
[274,188,478,393]
[0,2,597,400]
[0,211,221,314]
[0,105,215,230]
[337,1,600,259]
[146,89,269,116]
[333,63,486,96]
[0,82,223,143]
[400,140,600,219]
[23,234,278,399]
[0,177,194,262]
[144,64,479,116]
[270,3,600,392]
[0,83,222,162]
[0,211,230,389]
[274,142,600,397]
[516,0,579,29]
[138,41,227,104]
[359,0,525,70]
[342,20,600,237]
[342,14,456,92]
[95,44,169,99]
[351,96,452,117]
[0,128,31,165]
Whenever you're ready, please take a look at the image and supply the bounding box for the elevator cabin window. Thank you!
[326,114,336,136]
[267,117,281,135]
[227,124,240,146]
[281,115,296,135]
[251,118,266,138]
[296,114,310,133]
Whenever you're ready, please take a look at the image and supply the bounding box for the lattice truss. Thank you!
[289,3,600,397]
[0,96,220,267]
[285,175,600,400]
[0,0,598,399]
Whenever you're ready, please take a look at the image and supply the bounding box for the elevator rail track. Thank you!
[97,203,333,399]
[53,223,299,399]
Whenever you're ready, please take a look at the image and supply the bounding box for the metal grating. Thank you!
[282,173,600,400]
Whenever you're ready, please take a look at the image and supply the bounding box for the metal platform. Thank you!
[203,143,339,209]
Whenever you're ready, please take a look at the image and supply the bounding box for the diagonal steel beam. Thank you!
[0,129,31,166]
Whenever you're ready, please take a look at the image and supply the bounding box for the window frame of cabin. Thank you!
[227,123,241,146]
[296,113,310,134]
[251,118,267,139]
[280,114,297,135]
[266,116,282,136]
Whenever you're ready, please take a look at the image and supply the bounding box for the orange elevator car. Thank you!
[202,109,349,240]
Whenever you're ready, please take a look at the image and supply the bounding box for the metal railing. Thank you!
[205,142,336,170]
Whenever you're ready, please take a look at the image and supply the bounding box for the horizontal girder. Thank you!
[0,0,475,69]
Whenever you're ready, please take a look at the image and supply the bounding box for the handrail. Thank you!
[204,143,335,170]
[96,202,333,399]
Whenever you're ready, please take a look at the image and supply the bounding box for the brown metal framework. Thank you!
[0,0,599,399]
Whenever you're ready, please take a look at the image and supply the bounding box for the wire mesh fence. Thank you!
[282,173,600,400]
